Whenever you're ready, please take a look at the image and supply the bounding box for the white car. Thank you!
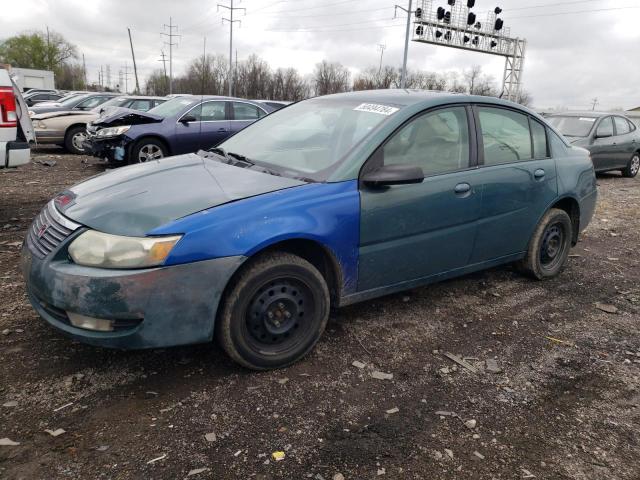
[0,69,34,167]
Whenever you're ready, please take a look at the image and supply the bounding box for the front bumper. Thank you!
[21,236,245,349]
[84,135,130,162]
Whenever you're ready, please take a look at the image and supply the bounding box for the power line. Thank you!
[265,16,404,32]
[506,5,640,19]
[161,17,180,95]
[259,5,392,18]
[508,0,606,11]
[248,0,388,16]
[218,0,246,97]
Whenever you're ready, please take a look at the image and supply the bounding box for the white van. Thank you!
[0,68,34,168]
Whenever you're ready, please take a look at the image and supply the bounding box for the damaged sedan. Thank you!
[22,90,597,370]
[84,95,274,164]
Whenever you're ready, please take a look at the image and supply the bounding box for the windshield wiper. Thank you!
[208,146,230,161]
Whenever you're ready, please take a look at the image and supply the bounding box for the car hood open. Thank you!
[92,109,164,128]
[57,153,305,236]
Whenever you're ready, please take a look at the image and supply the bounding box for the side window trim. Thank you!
[359,103,475,182]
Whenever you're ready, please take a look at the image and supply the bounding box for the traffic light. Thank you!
[447,0,456,5]
[472,36,480,45]
[463,35,470,43]
[494,18,504,30]
[416,25,424,35]
[435,30,443,38]
[467,0,475,7]
[490,40,497,48]
[467,12,476,25]
[494,7,502,14]
[437,7,445,20]
[415,7,422,18]
[444,11,451,23]
[444,31,452,40]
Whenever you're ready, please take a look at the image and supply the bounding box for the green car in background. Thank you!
[547,112,640,177]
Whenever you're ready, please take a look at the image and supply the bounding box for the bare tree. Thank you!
[270,67,310,101]
[313,60,351,96]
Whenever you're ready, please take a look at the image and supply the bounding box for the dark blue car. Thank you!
[22,90,597,370]
[85,95,275,164]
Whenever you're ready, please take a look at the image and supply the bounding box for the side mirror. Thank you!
[180,115,197,124]
[362,164,424,187]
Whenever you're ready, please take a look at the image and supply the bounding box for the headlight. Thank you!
[34,121,47,129]
[28,110,35,117]
[68,230,182,269]
[95,125,131,138]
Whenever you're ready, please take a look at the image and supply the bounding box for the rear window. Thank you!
[547,116,596,137]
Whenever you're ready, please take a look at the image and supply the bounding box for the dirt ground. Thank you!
[1,147,639,480]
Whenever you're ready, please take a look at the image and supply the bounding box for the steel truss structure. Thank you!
[412,0,526,102]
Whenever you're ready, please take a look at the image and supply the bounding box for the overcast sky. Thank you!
[3,0,640,109]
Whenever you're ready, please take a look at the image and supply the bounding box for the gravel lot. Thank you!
[1,147,639,480]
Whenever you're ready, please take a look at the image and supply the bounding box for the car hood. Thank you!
[57,153,305,236]
[92,109,164,127]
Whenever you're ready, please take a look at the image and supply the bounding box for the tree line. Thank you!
[0,29,531,105]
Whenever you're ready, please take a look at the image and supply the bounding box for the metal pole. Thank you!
[229,0,234,97]
[128,28,140,94]
[400,0,412,89]
[169,17,173,95]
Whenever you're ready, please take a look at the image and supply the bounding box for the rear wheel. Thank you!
[216,252,330,370]
[64,125,88,155]
[622,152,640,178]
[518,208,572,280]
[130,138,167,164]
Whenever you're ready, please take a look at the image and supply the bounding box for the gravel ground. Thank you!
[1,147,639,480]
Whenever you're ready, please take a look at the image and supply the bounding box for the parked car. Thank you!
[253,100,292,110]
[547,112,640,177]
[29,92,118,116]
[22,90,597,369]
[32,96,168,154]
[0,69,34,168]
[23,91,64,107]
[84,95,274,164]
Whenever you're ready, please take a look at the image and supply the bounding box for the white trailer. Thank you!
[8,67,55,92]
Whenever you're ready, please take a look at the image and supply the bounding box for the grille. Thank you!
[26,201,81,259]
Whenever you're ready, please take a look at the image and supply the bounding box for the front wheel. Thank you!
[622,152,640,178]
[64,125,89,155]
[216,252,330,370]
[130,138,167,164]
[518,208,572,280]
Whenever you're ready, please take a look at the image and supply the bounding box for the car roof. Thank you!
[547,111,630,118]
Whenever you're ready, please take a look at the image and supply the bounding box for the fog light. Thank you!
[67,312,114,332]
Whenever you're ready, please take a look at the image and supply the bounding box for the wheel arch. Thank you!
[65,122,89,137]
[549,196,580,245]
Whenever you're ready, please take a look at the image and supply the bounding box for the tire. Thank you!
[64,125,89,155]
[622,152,640,178]
[130,138,167,164]
[518,208,572,280]
[216,252,330,370]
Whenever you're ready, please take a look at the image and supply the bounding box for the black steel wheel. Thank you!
[518,208,572,280]
[217,252,330,370]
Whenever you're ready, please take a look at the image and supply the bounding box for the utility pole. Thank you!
[127,28,141,94]
[591,98,599,111]
[377,44,386,75]
[99,66,104,89]
[394,0,413,89]
[46,25,52,71]
[218,0,245,97]
[161,17,180,95]
[106,65,111,89]
[82,53,87,89]
[121,64,131,94]
[158,50,168,95]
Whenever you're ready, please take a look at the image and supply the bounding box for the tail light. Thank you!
[0,86,17,128]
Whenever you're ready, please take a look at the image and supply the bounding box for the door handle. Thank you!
[454,182,471,194]
[217,128,228,132]
[534,168,545,179]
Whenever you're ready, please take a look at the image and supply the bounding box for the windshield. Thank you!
[547,115,597,137]
[147,97,194,118]
[58,94,89,107]
[216,98,400,181]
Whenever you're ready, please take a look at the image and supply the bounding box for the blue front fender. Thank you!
[150,181,361,294]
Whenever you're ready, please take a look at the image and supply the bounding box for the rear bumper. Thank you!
[21,240,245,349]
[579,188,598,234]
[2,141,30,168]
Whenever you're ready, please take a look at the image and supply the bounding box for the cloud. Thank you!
[2,0,639,109]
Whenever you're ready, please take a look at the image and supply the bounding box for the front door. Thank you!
[612,116,635,167]
[175,100,230,154]
[590,116,615,171]
[470,106,558,263]
[358,105,482,292]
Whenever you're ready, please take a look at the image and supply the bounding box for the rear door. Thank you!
[358,105,483,291]
[470,105,558,263]
[230,101,267,135]
[612,116,635,167]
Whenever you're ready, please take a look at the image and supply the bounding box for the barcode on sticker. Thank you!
[354,103,399,116]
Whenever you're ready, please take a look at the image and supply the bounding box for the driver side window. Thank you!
[382,106,470,176]
[596,117,613,137]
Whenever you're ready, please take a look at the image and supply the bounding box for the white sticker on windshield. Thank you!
[354,103,399,116]
[579,117,596,122]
